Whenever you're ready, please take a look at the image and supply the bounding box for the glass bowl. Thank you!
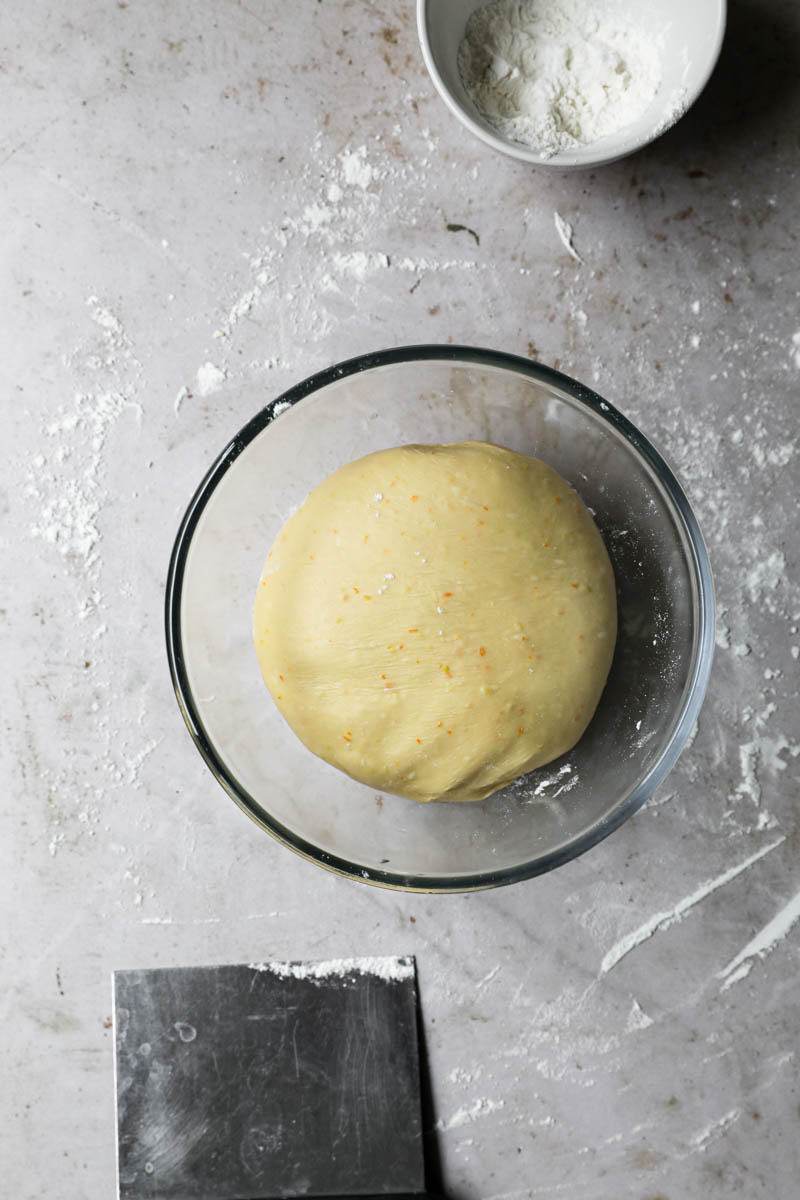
[166,346,714,892]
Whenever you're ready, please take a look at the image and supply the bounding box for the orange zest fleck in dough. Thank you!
[479,646,486,656]
[408,627,419,633]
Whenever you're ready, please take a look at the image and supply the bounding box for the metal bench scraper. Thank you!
[113,955,425,1200]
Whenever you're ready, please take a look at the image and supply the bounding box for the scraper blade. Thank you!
[113,956,423,1200]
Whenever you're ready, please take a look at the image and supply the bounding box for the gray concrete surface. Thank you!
[2,2,799,1197]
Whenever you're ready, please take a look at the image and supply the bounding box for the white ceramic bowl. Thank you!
[417,0,727,168]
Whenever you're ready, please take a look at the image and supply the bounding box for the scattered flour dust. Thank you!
[175,135,467,399]
[553,211,583,262]
[449,1065,483,1086]
[86,294,125,340]
[29,391,134,566]
[196,361,227,396]
[435,1097,505,1132]
[27,294,162,867]
[718,888,800,991]
[745,549,786,614]
[625,999,655,1032]
[29,295,142,573]
[458,0,662,157]
[248,956,415,983]
[333,250,390,282]
[598,837,785,977]
[690,1108,741,1151]
[340,144,384,190]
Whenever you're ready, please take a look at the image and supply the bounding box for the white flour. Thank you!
[196,361,227,396]
[435,1097,505,1132]
[553,211,583,262]
[458,0,661,157]
[248,956,415,983]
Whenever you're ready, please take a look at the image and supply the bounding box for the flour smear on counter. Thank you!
[458,0,662,157]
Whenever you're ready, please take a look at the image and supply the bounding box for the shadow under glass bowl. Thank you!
[166,346,714,892]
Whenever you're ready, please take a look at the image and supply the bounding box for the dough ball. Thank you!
[253,442,616,803]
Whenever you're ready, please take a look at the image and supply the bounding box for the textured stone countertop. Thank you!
[3,2,799,1197]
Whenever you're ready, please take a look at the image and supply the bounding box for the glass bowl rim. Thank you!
[165,343,715,893]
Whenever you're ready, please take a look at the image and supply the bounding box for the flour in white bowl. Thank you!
[458,0,662,158]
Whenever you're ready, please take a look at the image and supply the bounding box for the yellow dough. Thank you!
[253,442,616,803]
